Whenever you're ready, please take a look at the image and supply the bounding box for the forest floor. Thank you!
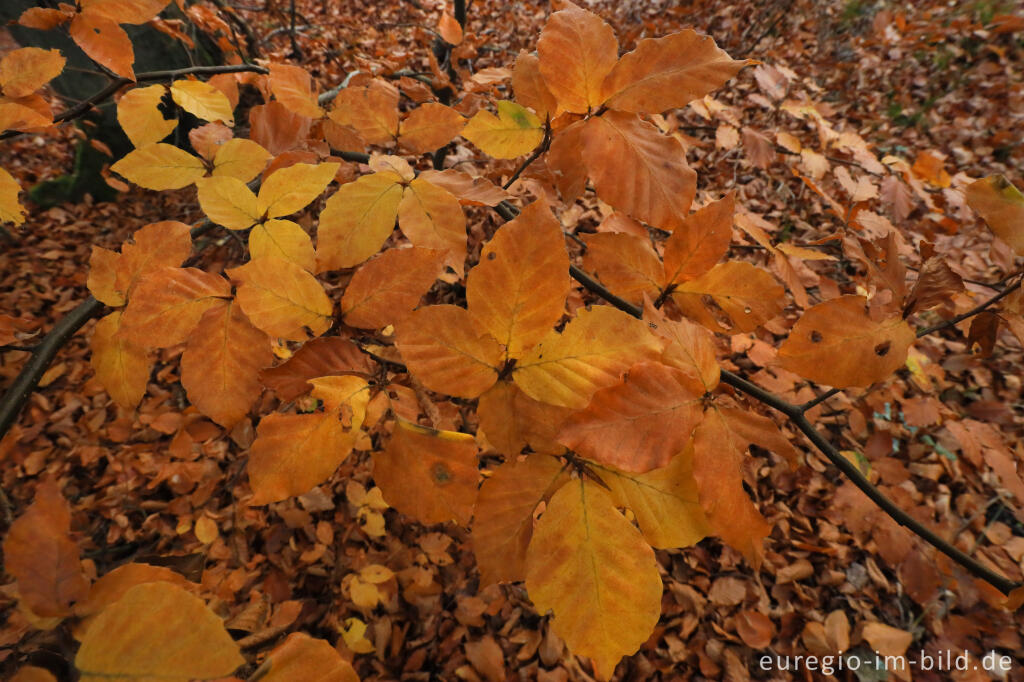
[2,0,1024,680]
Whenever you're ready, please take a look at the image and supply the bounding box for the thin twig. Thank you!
[915,275,1023,338]
[503,122,551,189]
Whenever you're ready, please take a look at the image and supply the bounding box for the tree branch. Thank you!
[915,275,1023,339]
[503,121,551,190]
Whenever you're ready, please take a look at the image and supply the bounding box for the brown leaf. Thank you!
[903,256,965,316]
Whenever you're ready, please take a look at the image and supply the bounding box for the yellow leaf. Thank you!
[778,295,915,388]
[558,362,704,472]
[461,100,543,159]
[525,480,662,680]
[513,305,663,408]
[90,311,151,409]
[111,143,205,190]
[249,219,316,272]
[228,256,333,341]
[74,563,193,638]
[211,137,271,182]
[88,246,125,306]
[395,305,503,399]
[10,666,56,682]
[170,79,234,126]
[181,301,273,428]
[371,419,479,526]
[117,85,175,148]
[316,172,404,271]
[248,376,369,505]
[602,30,750,113]
[0,167,27,226]
[268,63,323,119]
[258,161,339,218]
[118,266,232,348]
[339,617,375,654]
[536,5,618,113]
[75,582,243,682]
[258,632,360,682]
[672,261,785,334]
[341,246,444,328]
[194,516,219,544]
[466,201,568,357]
[471,455,568,586]
[965,175,1024,255]
[581,112,697,231]
[196,176,261,230]
[0,47,66,99]
[397,177,467,269]
[0,97,52,133]
[398,102,466,153]
[592,444,710,549]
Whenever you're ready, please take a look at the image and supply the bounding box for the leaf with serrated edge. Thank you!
[603,30,750,113]
[778,295,915,388]
[111,143,205,190]
[196,176,261,230]
[91,311,151,409]
[536,5,618,113]
[228,256,333,341]
[170,79,234,125]
[342,246,443,328]
[249,219,316,272]
[673,261,784,334]
[472,455,568,586]
[513,306,663,409]
[372,419,478,525]
[316,172,404,271]
[525,479,662,679]
[467,202,568,357]
[592,442,710,549]
[118,266,231,348]
[461,101,543,159]
[75,582,243,682]
[248,376,369,504]
[395,305,502,399]
[581,112,696,231]
[181,301,272,428]
[559,362,703,472]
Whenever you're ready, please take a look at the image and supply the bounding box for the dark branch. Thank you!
[503,121,551,190]
[915,275,1023,339]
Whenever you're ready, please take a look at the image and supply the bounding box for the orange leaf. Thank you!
[74,582,243,681]
[256,633,359,682]
[398,103,466,153]
[965,175,1024,255]
[268,63,323,119]
[181,301,273,427]
[466,201,568,356]
[416,169,511,206]
[10,667,56,682]
[80,0,170,24]
[250,101,311,155]
[672,261,784,334]
[397,177,467,269]
[537,4,618,113]
[118,266,231,347]
[69,13,134,80]
[581,232,662,305]
[90,311,152,409]
[249,219,316,272]
[261,337,372,401]
[329,79,399,145]
[560,362,704,472]
[0,48,66,99]
[663,193,734,285]
[602,30,749,113]
[115,221,193,296]
[17,8,70,30]
[644,300,720,392]
[341,246,444,328]
[395,305,503,399]
[228,256,333,341]
[471,455,568,586]
[372,419,479,526]
[477,381,572,456]
[248,376,368,504]
[511,50,558,120]
[2,481,89,618]
[74,563,193,638]
[0,97,52,134]
[438,13,463,45]
[778,295,915,388]
[87,246,125,306]
[581,111,696,231]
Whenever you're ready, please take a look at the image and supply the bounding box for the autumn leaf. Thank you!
[111,143,206,190]
[416,169,512,206]
[115,221,194,296]
[477,381,573,456]
[229,256,333,341]
[602,30,750,113]
[644,300,720,392]
[196,176,262,230]
[0,167,26,226]
[90,311,152,409]
[211,138,271,182]
[558,362,704,472]
[316,171,405,271]
[255,632,359,682]
[248,376,369,504]
[397,177,467,267]
[116,85,176,148]
[249,219,316,272]
[75,582,243,682]
[258,161,339,218]
[118,266,231,347]
[69,13,134,80]
[512,50,558,120]
[341,246,444,328]
[180,301,273,428]
[778,295,915,388]
[330,79,400,145]
[965,175,1024,255]
[0,48,66,99]
[471,456,568,586]
[525,479,662,679]
[398,102,465,153]
[170,78,234,125]
[2,481,90,618]
[672,261,785,334]
[74,563,194,638]
[582,232,663,304]
[581,112,697,231]
[663,193,735,285]
[268,63,323,119]
[438,13,463,46]
[79,0,170,24]
[372,418,479,526]
[537,4,618,114]
[260,337,372,401]
[461,101,544,159]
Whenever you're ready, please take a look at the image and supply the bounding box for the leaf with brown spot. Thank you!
[69,13,134,80]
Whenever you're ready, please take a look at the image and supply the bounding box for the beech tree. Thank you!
[2,0,1023,679]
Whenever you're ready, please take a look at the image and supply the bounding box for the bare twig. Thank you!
[915,275,1023,339]
[503,121,551,189]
